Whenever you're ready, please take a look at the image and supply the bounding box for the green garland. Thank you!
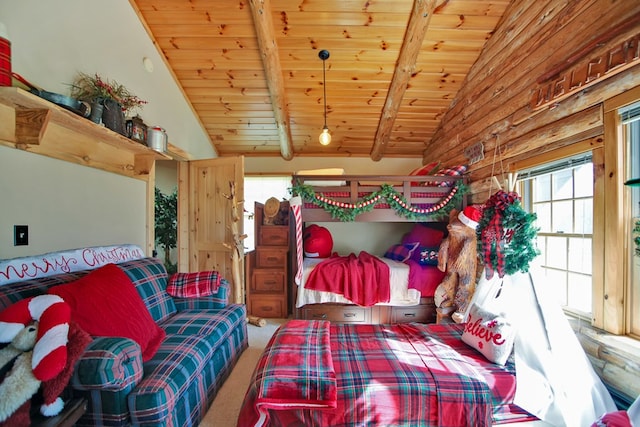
[477,192,539,277]
[291,181,466,222]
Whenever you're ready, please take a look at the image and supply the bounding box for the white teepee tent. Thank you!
[467,268,617,426]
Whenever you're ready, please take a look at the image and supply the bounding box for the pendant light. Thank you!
[318,49,331,146]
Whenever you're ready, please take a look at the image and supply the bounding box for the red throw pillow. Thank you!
[48,263,165,362]
[409,162,440,185]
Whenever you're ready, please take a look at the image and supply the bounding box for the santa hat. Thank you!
[0,294,70,381]
[458,205,482,229]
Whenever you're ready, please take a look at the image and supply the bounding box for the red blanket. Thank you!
[304,251,390,306]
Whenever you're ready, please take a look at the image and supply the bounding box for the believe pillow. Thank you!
[461,303,516,366]
[48,263,165,362]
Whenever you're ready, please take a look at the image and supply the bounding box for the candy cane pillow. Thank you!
[461,303,516,366]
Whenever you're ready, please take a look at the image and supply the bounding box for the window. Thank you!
[243,175,292,252]
[519,155,594,319]
[622,101,640,336]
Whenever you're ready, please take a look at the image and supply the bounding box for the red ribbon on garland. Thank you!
[481,190,520,279]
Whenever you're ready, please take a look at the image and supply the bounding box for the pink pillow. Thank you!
[462,303,516,366]
[49,263,165,362]
[402,223,444,247]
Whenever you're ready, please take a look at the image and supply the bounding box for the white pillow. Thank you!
[296,168,345,186]
[462,303,516,365]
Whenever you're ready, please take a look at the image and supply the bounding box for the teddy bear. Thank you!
[434,205,482,323]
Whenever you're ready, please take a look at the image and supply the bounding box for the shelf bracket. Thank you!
[15,108,50,145]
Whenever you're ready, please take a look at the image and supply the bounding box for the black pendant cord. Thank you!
[322,55,327,128]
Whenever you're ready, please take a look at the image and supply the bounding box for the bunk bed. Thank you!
[289,172,466,324]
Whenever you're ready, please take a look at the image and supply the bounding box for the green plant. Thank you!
[70,72,147,114]
[634,218,640,257]
[155,187,178,274]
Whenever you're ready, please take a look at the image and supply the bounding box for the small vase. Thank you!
[102,98,126,135]
[89,98,104,124]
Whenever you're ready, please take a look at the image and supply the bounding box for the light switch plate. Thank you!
[14,225,28,246]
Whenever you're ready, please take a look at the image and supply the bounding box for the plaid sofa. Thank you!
[0,257,248,427]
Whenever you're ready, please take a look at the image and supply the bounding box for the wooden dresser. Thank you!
[246,201,289,318]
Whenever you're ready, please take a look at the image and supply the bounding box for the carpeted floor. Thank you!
[199,318,287,427]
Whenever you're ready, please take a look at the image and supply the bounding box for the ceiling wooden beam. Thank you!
[370,0,437,161]
[249,0,294,160]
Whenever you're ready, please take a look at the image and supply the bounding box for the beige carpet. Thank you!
[199,318,287,427]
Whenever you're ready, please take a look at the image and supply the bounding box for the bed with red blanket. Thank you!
[290,173,461,323]
[237,319,537,427]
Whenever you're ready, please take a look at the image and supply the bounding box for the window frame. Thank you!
[510,85,640,337]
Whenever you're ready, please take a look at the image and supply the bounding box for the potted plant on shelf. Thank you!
[70,72,147,135]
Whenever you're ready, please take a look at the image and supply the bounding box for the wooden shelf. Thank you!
[0,87,170,180]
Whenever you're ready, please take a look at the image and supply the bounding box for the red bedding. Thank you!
[238,321,535,427]
[304,251,391,306]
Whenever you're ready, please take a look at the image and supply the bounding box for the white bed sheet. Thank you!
[296,256,421,308]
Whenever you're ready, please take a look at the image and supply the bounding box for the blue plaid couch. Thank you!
[0,257,248,426]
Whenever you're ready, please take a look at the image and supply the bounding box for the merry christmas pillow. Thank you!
[461,303,516,366]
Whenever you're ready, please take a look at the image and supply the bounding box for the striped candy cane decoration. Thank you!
[0,294,70,381]
[290,196,304,285]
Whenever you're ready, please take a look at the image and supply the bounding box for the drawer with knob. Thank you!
[255,247,288,268]
[252,270,286,293]
[302,305,368,323]
[248,296,286,318]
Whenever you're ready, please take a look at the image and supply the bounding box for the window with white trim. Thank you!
[519,154,594,318]
[622,101,640,336]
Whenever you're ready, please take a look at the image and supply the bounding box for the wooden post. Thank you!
[223,181,247,305]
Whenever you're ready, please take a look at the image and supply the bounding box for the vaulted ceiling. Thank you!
[129,0,511,160]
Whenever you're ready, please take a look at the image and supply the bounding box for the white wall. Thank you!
[0,0,215,159]
[0,146,147,259]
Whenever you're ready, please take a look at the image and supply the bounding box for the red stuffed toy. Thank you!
[303,224,333,258]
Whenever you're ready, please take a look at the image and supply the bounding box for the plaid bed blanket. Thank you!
[238,322,533,427]
[237,320,337,426]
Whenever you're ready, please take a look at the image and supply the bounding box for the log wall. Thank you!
[425,0,640,204]
[426,0,640,405]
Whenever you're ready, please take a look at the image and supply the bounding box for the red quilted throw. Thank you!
[166,271,221,298]
[238,320,337,426]
[304,251,390,306]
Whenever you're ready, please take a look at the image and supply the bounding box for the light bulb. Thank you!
[319,127,331,145]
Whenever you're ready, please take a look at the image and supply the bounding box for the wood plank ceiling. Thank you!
[130,0,511,160]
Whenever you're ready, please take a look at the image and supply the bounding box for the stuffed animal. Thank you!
[434,206,482,323]
[303,224,333,258]
[0,295,71,424]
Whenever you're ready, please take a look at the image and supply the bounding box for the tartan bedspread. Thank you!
[238,322,534,427]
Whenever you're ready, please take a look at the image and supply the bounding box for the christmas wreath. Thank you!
[291,181,466,222]
[477,190,539,279]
